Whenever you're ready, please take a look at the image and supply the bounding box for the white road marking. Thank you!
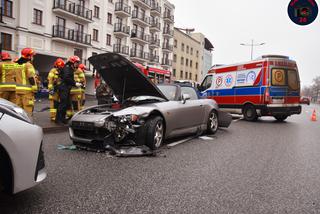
[199,136,215,140]
[167,137,194,147]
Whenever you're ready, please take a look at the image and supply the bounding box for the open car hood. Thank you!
[89,53,168,102]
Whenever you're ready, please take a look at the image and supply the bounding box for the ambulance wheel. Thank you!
[207,110,218,134]
[243,104,258,121]
[274,115,288,122]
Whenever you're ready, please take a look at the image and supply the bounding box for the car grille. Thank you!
[34,141,45,181]
[73,128,110,141]
[72,121,95,131]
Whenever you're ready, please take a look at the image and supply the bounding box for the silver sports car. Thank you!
[69,53,232,151]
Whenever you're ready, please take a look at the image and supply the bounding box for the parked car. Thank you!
[0,99,46,194]
[69,53,232,151]
[300,97,310,105]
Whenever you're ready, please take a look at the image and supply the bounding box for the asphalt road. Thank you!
[1,104,320,214]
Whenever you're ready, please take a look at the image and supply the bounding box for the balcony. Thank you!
[131,29,150,44]
[132,0,151,9]
[52,25,91,46]
[113,44,129,56]
[132,10,150,26]
[53,0,92,23]
[162,43,173,52]
[114,2,131,17]
[149,38,160,48]
[149,54,159,63]
[161,58,172,66]
[149,21,161,32]
[163,11,174,23]
[114,23,130,37]
[130,49,149,62]
[163,28,174,37]
[151,3,161,16]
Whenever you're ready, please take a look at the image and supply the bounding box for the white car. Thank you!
[0,99,46,194]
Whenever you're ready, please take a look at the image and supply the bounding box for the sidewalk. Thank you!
[33,95,97,133]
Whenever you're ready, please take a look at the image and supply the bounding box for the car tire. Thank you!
[243,104,258,121]
[207,110,218,135]
[145,116,164,150]
[274,115,288,122]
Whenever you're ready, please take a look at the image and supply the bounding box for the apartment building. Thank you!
[0,0,174,94]
[172,28,213,83]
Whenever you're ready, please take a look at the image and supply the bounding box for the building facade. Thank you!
[172,28,213,84]
[0,0,174,94]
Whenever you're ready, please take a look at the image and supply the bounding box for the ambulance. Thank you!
[198,55,301,121]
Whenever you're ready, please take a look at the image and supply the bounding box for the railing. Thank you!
[150,21,161,30]
[113,44,129,55]
[162,43,173,51]
[161,58,172,66]
[163,28,174,36]
[130,48,144,59]
[114,23,130,35]
[163,11,174,22]
[151,3,161,14]
[133,0,152,7]
[150,54,159,63]
[114,2,131,15]
[53,0,93,21]
[132,10,150,25]
[131,29,150,43]
[52,25,91,45]
[150,38,160,46]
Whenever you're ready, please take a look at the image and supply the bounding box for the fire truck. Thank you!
[134,63,171,84]
[198,55,301,121]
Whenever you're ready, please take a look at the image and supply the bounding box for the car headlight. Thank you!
[2,104,32,123]
[125,114,139,122]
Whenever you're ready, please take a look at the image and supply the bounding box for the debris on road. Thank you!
[57,144,77,150]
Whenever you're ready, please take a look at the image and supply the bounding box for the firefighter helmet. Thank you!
[54,58,65,68]
[78,63,86,71]
[68,55,81,64]
[1,52,12,61]
[21,48,36,59]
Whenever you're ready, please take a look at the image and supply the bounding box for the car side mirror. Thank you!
[181,93,190,104]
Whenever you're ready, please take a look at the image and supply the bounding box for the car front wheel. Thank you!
[145,116,164,150]
[207,110,218,134]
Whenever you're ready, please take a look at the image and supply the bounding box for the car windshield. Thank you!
[157,85,177,101]
[127,96,166,102]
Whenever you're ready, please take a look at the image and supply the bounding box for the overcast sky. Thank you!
[169,0,320,87]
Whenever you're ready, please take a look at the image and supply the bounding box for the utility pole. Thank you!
[240,39,266,60]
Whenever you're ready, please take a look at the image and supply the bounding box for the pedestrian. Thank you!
[78,63,87,109]
[47,58,64,121]
[15,48,37,117]
[96,80,113,105]
[0,52,16,104]
[55,55,82,124]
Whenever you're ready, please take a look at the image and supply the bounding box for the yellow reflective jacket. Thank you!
[15,62,37,94]
[0,61,17,91]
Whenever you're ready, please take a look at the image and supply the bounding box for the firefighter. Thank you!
[15,48,37,116]
[0,52,16,103]
[47,58,64,121]
[78,63,87,109]
[55,55,82,124]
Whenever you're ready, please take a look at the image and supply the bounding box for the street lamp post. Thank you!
[240,39,266,60]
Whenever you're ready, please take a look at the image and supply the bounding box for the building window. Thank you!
[186,45,189,54]
[173,54,177,62]
[108,0,113,3]
[190,60,193,67]
[181,57,184,65]
[195,74,198,81]
[92,52,98,56]
[93,29,99,41]
[94,6,100,18]
[180,70,183,78]
[181,43,184,51]
[174,39,177,48]
[173,69,176,77]
[186,58,189,66]
[185,72,188,79]
[33,9,42,25]
[189,73,192,80]
[107,13,112,24]
[191,48,193,55]
[106,34,111,46]
[196,62,198,69]
[1,0,13,17]
[196,50,199,57]
[1,32,12,50]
